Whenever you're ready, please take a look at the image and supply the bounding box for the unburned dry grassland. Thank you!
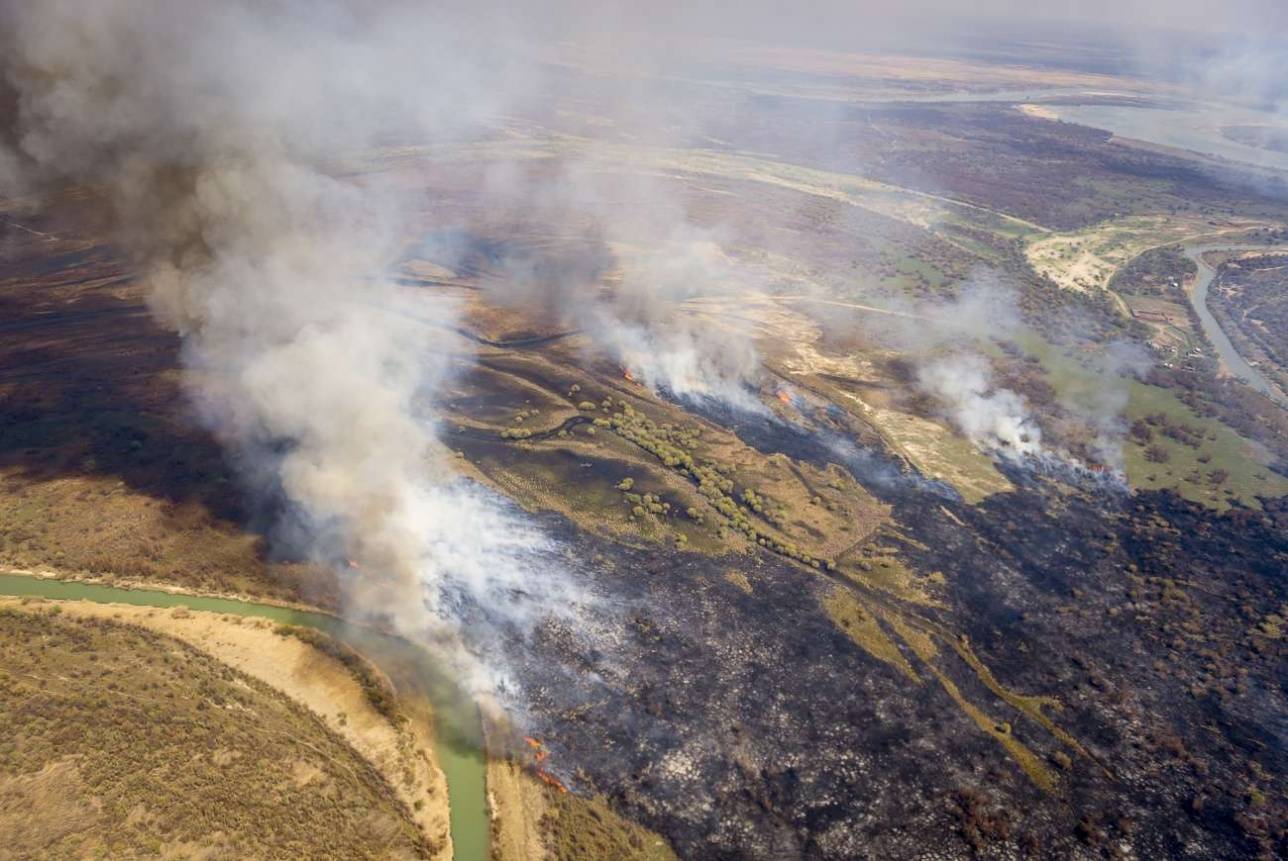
[0,602,440,860]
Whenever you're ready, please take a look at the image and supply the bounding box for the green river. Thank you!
[0,573,490,861]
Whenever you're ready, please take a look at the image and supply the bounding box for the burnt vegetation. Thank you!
[501,431,1288,860]
[0,209,334,603]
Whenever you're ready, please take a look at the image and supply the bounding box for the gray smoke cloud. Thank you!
[459,147,767,407]
[917,353,1043,458]
[0,0,583,698]
[863,275,1145,471]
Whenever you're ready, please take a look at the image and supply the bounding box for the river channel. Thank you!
[1182,244,1288,406]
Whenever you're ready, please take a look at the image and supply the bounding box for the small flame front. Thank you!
[522,736,567,792]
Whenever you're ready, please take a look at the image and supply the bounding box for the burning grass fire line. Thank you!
[523,735,569,793]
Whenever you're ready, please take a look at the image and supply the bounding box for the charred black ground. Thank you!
[510,430,1287,859]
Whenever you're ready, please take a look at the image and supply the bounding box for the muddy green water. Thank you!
[0,574,489,861]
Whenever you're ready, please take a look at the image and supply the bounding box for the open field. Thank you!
[26,599,454,853]
[1121,381,1288,510]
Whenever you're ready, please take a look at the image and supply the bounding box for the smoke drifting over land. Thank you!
[587,237,763,406]
[464,156,766,406]
[0,0,578,696]
[868,278,1144,470]
[0,0,1237,696]
[917,354,1042,457]
[0,0,783,702]
[908,282,1043,458]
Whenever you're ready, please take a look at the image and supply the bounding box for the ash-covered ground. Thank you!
[508,410,1288,860]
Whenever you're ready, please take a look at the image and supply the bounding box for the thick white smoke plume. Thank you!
[469,157,766,407]
[870,277,1142,470]
[0,0,578,696]
[917,354,1042,457]
[916,283,1045,459]
[865,278,1047,459]
[587,236,764,408]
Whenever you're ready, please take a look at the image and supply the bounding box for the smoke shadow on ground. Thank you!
[0,243,301,569]
[680,392,963,503]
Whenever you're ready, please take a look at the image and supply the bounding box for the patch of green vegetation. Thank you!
[1108,244,1195,298]
[723,570,753,595]
[1122,381,1288,509]
[948,637,1093,768]
[840,553,935,606]
[880,251,953,294]
[605,402,835,570]
[483,449,634,530]
[1071,177,1180,225]
[934,224,1009,264]
[928,666,1058,794]
[1010,328,1287,508]
[822,587,917,681]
